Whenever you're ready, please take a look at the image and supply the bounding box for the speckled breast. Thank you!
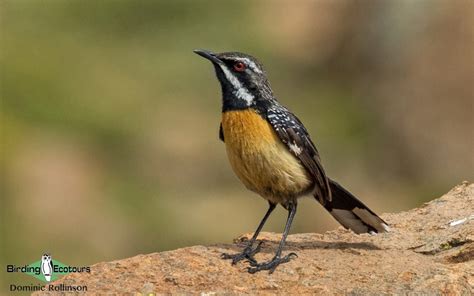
[221,109,313,203]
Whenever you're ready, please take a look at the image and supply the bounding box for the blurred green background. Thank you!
[1,0,473,285]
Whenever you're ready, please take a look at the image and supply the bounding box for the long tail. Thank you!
[320,179,390,234]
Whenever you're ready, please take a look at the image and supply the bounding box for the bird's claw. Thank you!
[221,241,263,265]
[247,252,297,274]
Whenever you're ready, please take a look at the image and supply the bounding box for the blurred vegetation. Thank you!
[1,0,473,287]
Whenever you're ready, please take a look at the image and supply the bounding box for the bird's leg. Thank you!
[222,202,276,265]
[248,201,298,274]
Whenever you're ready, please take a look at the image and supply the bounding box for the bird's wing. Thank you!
[266,104,331,204]
[219,123,224,142]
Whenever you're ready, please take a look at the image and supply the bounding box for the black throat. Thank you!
[211,61,275,114]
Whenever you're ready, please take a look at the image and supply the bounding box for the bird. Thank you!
[194,49,389,274]
[40,253,53,282]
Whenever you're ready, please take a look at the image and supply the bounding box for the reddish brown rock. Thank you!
[34,183,473,295]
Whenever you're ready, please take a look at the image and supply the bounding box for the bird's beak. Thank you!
[193,49,223,64]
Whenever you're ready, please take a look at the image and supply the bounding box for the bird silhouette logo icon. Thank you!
[40,253,53,282]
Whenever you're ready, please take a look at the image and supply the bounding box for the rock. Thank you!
[34,183,473,295]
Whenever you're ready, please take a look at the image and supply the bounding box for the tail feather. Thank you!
[319,179,390,234]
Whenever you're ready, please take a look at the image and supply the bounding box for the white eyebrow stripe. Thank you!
[234,57,263,74]
[218,64,254,105]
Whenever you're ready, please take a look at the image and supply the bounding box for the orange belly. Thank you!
[221,109,313,203]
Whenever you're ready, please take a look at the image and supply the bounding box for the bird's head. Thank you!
[194,49,273,111]
[41,254,51,263]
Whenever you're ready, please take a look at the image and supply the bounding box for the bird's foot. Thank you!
[221,241,263,265]
[247,252,297,274]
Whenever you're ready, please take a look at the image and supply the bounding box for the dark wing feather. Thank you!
[266,104,331,204]
[219,123,224,142]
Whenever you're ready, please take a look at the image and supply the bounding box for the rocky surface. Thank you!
[35,182,473,295]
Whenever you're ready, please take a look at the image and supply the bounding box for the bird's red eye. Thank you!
[233,62,246,72]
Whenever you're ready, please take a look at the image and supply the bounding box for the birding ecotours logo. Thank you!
[6,253,91,283]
